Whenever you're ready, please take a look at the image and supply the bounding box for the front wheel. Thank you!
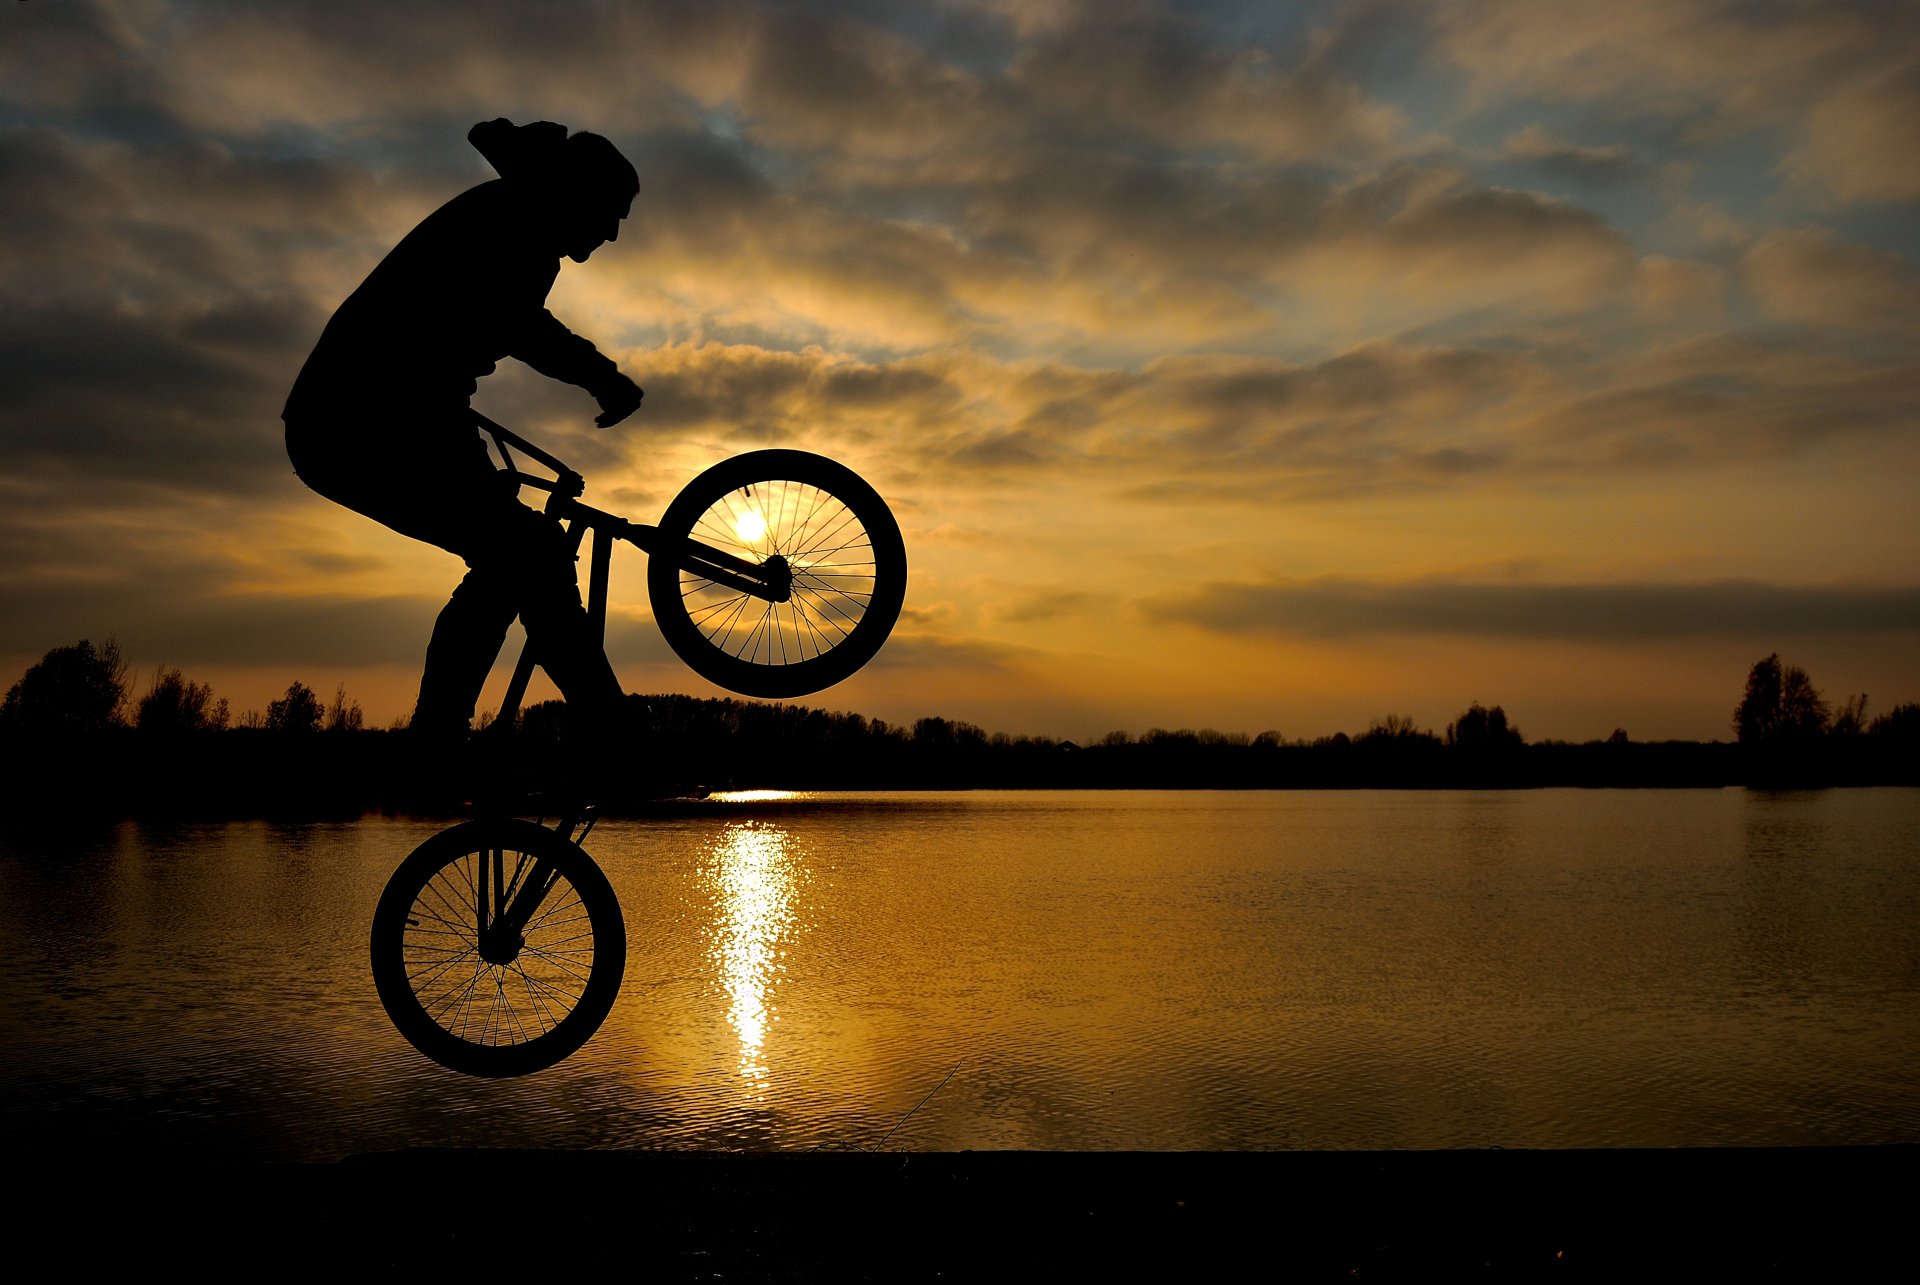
[370,819,625,1077]
[648,450,907,699]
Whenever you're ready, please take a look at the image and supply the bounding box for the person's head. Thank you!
[556,130,639,263]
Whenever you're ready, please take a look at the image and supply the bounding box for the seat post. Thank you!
[587,525,613,645]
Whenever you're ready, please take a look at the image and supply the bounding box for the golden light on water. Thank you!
[701,821,807,1091]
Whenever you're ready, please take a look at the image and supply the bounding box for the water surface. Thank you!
[3,789,1915,1159]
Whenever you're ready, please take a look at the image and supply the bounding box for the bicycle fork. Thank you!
[475,842,561,966]
[472,804,599,966]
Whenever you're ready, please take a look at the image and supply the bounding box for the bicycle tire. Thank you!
[370,819,625,1077]
[647,450,906,699]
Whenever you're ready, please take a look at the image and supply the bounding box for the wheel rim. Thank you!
[397,844,600,1049]
[678,477,884,671]
[373,818,627,1077]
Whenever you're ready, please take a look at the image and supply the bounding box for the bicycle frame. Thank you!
[472,411,793,733]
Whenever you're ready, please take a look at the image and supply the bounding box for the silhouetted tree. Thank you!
[265,681,324,734]
[1446,703,1524,750]
[1868,703,1919,740]
[1362,713,1421,741]
[136,667,227,735]
[324,683,364,733]
[1734,654,1829,745]
[1830,693,1869,738]
[0,638,128,736]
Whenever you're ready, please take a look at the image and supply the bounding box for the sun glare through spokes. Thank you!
[733,507,769,547]
[682,478,884,670]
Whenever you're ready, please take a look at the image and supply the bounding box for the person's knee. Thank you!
[446,563,518,614]
[509,520,585,597]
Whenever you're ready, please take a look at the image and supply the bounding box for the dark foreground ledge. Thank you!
[18,1147,1909,1278]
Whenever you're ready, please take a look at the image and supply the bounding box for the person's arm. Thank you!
[509,309,643,427]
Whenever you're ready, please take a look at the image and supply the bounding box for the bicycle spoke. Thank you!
[665,469,894,675]
[645,451,903,704]
[784,592,842,656]
[394,844,604,1049]
[782,483,834,557]
[790,584,862,636]
[789,507,865,565]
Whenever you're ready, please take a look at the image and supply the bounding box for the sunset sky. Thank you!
[4,0,1916,743]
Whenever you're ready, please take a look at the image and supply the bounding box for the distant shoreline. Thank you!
[2,721,1912,823]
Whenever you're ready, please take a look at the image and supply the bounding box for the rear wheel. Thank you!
[648,450,906,699]
[370,819,625,1077]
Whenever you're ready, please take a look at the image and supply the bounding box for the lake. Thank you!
[2,789,1915,1161]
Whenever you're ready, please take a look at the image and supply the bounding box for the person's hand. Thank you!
[593,372,643,428]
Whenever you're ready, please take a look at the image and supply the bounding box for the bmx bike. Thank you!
[370,411,906,1076]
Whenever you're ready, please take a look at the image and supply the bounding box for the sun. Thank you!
[733,507,769,546]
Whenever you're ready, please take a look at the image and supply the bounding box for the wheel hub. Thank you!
[761,554,793,602]
[479,924,524,966]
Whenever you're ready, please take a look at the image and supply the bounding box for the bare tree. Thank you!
[324,683,364,733]
[1831,693,1869,738]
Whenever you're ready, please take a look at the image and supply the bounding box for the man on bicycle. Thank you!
[284,119,641,765]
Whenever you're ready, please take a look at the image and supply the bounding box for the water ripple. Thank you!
[3,789,1916,1157]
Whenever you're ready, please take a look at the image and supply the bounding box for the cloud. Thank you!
[606,323,1916,506]
[1430,0,1893,114]
[1525,333,1920,472]
[618,338,1544,494]
[1142,577,1920,642]
[983,588,1100,625]
[1503,124,1649,186]
[617,341,967,457]
[1299,168,1634,318]
[1008,6,1406,163]
[0,3,1641,368]
[1741,227,1920,332]
[860,630,1025,674]
[1431,0,1920,205]
[0,561,441,666]
[1632,256,1726,319]
[730,7,1012,159]
[1786,64,1920,204]
[0,124,391,492]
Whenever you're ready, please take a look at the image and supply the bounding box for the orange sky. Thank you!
[3,0,1916,742]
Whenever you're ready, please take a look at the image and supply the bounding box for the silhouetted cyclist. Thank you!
[284,119,642,767]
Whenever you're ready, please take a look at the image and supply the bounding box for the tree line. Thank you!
[1,638,1914,817]
[0,639,367,737]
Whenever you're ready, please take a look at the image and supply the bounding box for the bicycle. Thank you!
[370,411,907,1076]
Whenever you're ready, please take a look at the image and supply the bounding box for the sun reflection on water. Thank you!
[708,789,812,804]
[701,821,808,1091]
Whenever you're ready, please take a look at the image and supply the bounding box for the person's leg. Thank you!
[410,564,522,741]
[483,502,625,724]
[391,475,623,740]
[288,411,626,743]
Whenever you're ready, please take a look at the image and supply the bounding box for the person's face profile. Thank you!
[562,192,632,263]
